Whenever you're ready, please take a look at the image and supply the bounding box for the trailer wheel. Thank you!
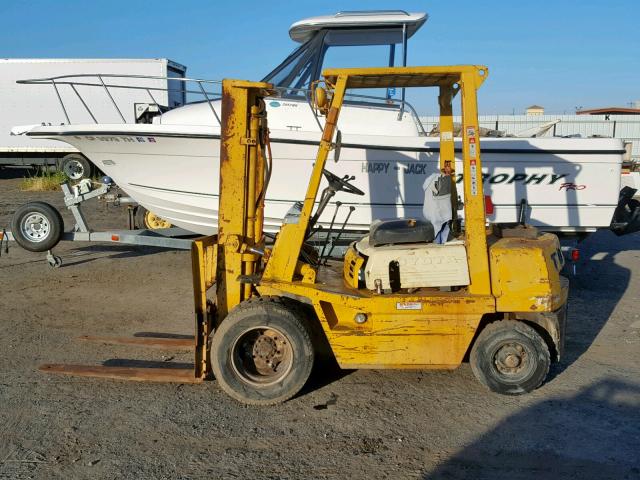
[10,202,64,252]
[135,206,172,230]
[60,154,92,180]
[470,320,550,395]
[211,297,315,405]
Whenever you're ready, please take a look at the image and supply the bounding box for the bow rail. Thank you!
[17,73,426,134]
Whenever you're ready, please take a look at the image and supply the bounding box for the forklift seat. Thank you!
[369,218,435,247]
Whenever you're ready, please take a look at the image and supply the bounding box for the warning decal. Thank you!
[441,131,453,141]
[396,302,422,311]
[467,127,478,195]
[470,159,478,196]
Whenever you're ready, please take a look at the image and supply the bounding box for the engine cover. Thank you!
[355,236,470,291]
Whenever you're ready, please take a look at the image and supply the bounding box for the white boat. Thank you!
[16,10,631,236]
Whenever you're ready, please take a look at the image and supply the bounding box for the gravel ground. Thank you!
[1,168,639,479]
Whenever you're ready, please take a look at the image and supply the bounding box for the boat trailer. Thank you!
[0,179,198,267]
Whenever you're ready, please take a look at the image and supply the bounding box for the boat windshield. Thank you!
[262,27,410,99]
[263,33,326,97]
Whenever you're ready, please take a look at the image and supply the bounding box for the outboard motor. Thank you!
[610,187,640,236]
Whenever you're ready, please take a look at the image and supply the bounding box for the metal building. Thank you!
[420,114,640,162]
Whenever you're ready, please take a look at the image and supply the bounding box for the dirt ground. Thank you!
[1,167,639,480]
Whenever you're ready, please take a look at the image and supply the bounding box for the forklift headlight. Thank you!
[354,313,367,324]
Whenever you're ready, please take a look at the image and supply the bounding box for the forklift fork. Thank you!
[38,237,217,384]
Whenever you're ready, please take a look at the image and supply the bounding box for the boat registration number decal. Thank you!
[75,136,157,143]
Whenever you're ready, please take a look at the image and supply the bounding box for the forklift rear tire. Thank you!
[211,297,315,405]
[470,320,550,395]
[10,202,64,252]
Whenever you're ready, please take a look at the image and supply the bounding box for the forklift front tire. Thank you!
[470,320,550,395]
[211,298,315,405]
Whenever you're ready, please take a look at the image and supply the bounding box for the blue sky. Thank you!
[1,0,638,114]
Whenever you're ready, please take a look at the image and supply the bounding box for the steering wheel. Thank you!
[322,169,365,196]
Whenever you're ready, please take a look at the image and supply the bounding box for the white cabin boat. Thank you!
[17,10,628,235]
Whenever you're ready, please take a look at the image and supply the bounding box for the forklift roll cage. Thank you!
[261,66,490,291]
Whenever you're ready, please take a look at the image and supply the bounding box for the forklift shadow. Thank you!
[102,359,193,370]
[547,229,634,381]
[421,378,640,479]
[298,356,355,399]
[133,332,193,340]
[59,244,177,267]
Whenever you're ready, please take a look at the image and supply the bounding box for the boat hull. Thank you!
[27,125,624,235]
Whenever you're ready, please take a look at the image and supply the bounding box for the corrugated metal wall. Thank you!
[419,114,640,161]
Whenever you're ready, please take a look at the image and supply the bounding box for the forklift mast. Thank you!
[215,80,273,316]
[191,80,274,378]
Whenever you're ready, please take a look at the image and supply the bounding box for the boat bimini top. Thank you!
[263,10,428,100]
[288,10,428,43]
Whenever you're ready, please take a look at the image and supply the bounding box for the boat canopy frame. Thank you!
[262,13,419,111]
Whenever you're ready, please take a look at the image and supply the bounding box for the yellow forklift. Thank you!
[42,66,569,405]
